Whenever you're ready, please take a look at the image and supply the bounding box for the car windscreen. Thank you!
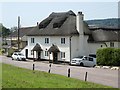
[78,56,83,58]
[18,53,24,56]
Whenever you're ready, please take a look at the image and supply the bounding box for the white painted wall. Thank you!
[71,36,79,59]
[88,43,106,54]
[22,36,70,62]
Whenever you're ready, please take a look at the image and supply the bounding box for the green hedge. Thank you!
[97,48,120,66]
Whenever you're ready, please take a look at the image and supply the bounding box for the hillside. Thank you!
[86,18,120,28]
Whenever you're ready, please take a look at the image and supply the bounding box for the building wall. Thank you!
[71,36,79,59]
[22,36,70,62]
[88,41,120,54]
[105,42,120,48]
[88,43,106,54]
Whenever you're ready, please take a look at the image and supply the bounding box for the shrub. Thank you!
[97,48,120,66]
[7,48,15,57]
[0,49,5,55]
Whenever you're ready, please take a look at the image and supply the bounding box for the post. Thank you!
[85,72,88,81]
[68,68,70,77]
[18,16,20,51]
[49,52,50,63]
[33,64,35,71]
[33,51,35,62]
[48,64,51,73]
[69,36,72,64]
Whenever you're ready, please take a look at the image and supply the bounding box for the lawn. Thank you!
[2,63,113,88]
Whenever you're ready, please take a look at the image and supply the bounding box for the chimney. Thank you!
[76,11,84,35]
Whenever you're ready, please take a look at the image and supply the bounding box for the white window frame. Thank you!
[110,42,114,47]
[45,51,49,56]
[61,38,65,44]
[31,38,35,43]
[45,38,49,44]
[61,52,65,58]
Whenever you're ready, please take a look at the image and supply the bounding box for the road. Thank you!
[0,55,119,88]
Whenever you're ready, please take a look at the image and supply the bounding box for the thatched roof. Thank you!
[32,43,43,51]
[91,30,120,42]
[27,10,81,36]
[88,27,120,42]
[48,44,60,52]
[10,26,36,37]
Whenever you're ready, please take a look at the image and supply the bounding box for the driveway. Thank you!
[1,55,119,88]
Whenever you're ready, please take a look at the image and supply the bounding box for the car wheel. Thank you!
[12,58,14,60]
[80,63,84,66]
[93,65,96,67]
[17,58,20,61]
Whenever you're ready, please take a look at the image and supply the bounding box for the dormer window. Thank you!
[53,23,59,28]
[31,38,35,43]
[53,16,67,28]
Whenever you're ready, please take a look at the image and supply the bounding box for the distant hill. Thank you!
[86,18,120,28]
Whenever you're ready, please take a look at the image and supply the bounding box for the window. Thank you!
[61,52,65,58]
[31,50,33,55]
[89,57,93,61]
[45,51,49,56]
[45,38,49,44]
[53,23,59,28]
[110,42,114,47]
[31,38,34,43]
[61,38,65,44]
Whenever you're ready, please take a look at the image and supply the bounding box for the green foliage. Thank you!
[97,48,120,66]
[113,48,120,66]
[7,48,15,57]
[0,49,5,55]
[2,63,111,88]
[0,24,10,38]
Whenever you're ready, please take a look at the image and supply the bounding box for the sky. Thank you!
[0,1,119,29]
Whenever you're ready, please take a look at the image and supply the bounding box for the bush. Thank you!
[97,48,120,66]
[0,49,5,55]
[7,48,15,57]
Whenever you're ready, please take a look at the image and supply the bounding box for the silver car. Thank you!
[70,56,96,67]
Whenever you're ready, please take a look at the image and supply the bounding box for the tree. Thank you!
[10,26,17,32]
[2,25,10,38]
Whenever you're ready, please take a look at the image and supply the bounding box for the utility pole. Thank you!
[18,16,20,51]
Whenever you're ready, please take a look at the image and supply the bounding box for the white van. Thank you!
[70,56,96,67]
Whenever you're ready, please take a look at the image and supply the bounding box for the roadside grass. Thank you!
[2,63,113,88]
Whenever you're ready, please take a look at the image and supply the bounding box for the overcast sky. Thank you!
[0,1,118,28]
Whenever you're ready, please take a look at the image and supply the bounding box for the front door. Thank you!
[37,51,41,60]
[53,52,58,63]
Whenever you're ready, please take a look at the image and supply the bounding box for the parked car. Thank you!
[70,56,96,67]
[12,52,26,61]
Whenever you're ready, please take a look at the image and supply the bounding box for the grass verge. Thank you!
[2,63,113,88]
